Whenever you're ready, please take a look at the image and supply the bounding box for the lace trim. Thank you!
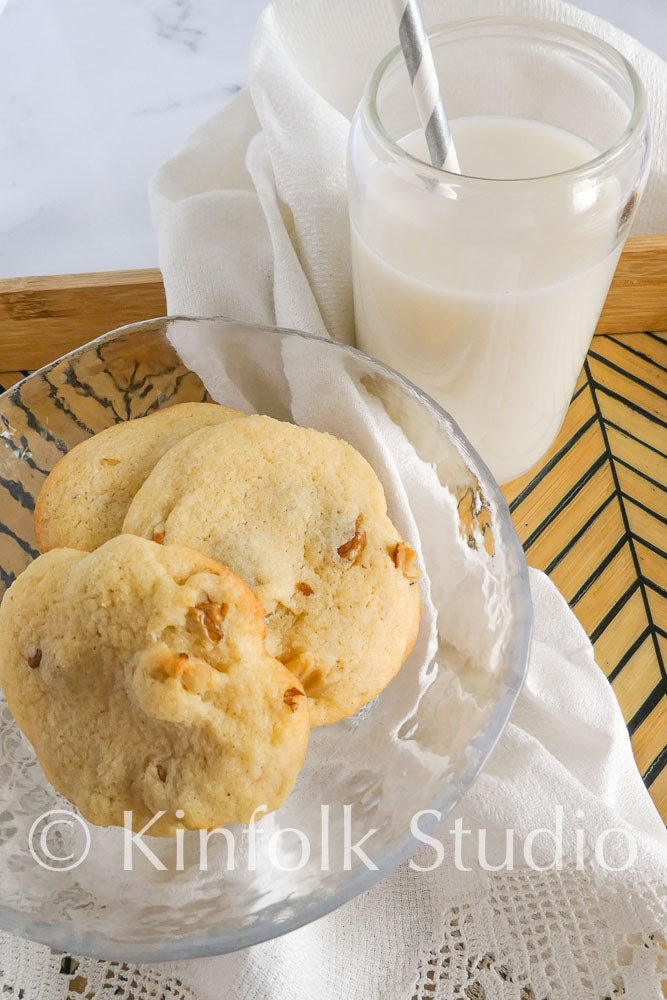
[412,868,666,1000]
[0,936,199,1000]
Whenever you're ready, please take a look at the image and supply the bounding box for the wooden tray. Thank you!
[1,236,665,820]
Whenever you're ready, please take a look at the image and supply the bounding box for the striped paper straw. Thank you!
[391,0,460,172]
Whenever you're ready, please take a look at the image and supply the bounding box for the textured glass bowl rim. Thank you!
[363,15,648,185]
[0,316,533,962]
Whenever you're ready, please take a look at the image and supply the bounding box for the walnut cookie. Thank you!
[0,535,309,835]
[123,415,422,726]
[34,401,246,553]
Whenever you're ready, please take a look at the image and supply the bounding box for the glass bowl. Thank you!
[0,316,532,961]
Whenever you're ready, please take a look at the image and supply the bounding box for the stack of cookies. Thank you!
[0,403,421,835]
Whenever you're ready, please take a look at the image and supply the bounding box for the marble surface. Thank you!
[0,0,265,278]
[1,0,665,280]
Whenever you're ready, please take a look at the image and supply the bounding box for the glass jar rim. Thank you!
[362,15,648,185]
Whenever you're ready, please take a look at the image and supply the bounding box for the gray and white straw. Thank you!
[391,0,460,172]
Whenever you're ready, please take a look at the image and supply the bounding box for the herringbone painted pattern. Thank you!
[503,331,666,818]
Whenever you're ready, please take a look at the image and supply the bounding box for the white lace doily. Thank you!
[0,934,197,999]
[411,867,666,1000]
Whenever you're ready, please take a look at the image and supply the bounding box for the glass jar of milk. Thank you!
[348,17,650,484]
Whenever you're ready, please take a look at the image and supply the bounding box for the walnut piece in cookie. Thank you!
[190,600,227,642]
[283,687,305,712]
[337,514,366,563]
[26,646,42,669]
[392,541,421,581]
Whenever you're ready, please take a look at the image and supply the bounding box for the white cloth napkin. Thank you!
[2,2,665,999]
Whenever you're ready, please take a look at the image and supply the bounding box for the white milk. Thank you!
[351,117,622,483]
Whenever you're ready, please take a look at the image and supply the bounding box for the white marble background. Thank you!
[1,0,665,279]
